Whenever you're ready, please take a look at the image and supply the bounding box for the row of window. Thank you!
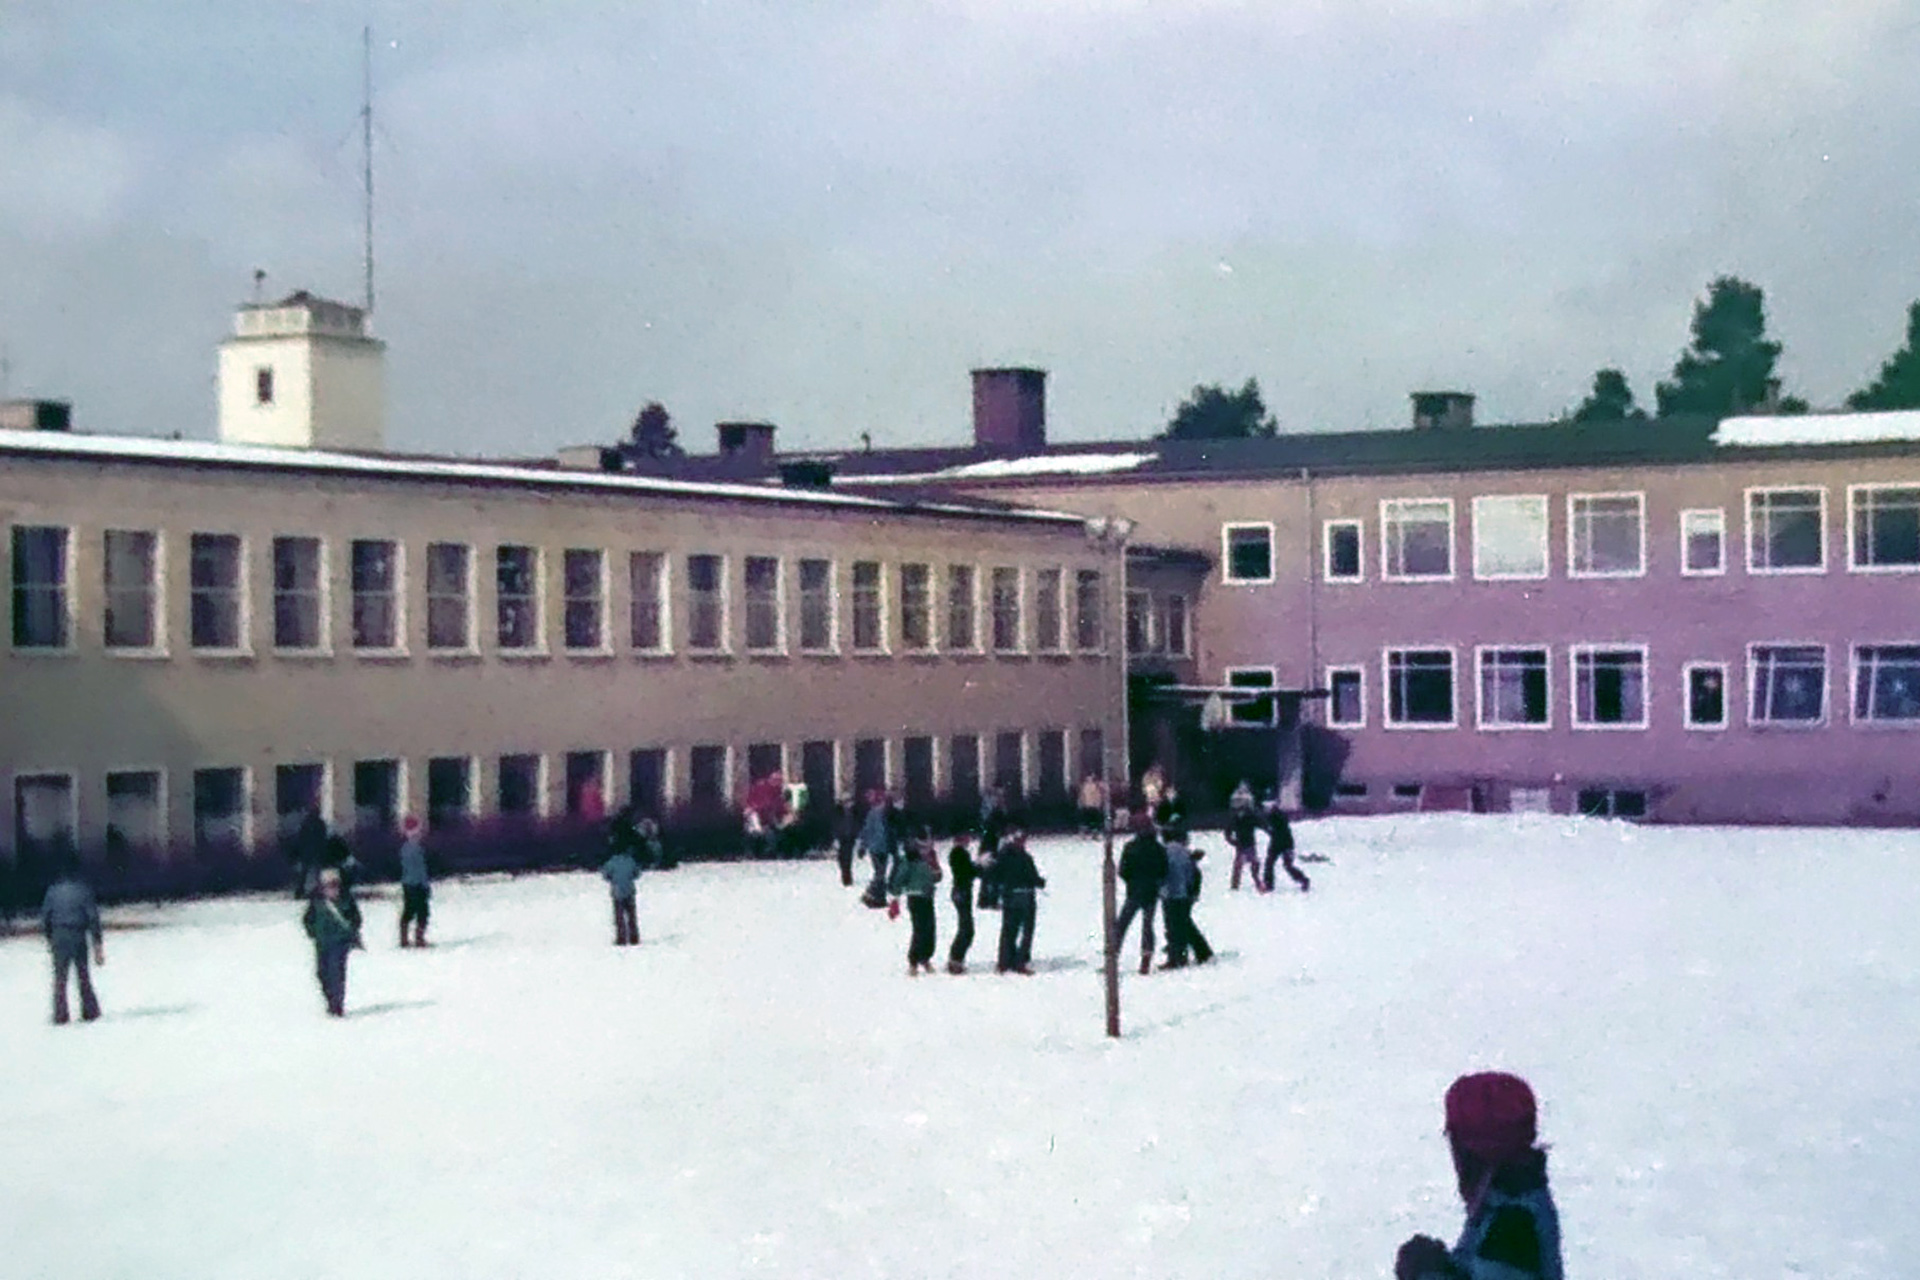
[1222,484,1920,585]
[1223,641,1920,731]
[7,728,1110,859]
[6,525,1113,660]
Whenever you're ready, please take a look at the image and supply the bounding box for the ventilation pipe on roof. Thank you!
[972,367,1047,454]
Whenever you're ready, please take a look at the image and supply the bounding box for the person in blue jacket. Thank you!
[1395,1072,1564,1280]
[42,856,105,1024]
[601,830,647,946]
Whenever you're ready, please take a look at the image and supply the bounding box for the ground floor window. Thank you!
[1078,728,1105,788]
[427,757,473,831]
[799,741,836,814]
[275,763,327,841]
[1478,647,1549,728]
[1685,663,1728,729]
[993,731,1024,799]
[1853,644,1920,722]
[565,751,607,818]
[903,736,936,809]
[1036,729,1067,803]
[498,755,543,820]
[1749,644,1826,724]
[853,738,887,800]
[1579,788,1647,819]
[14,773,76,862]
[1225,667,1277,726]
[628,749,667,817]
[949,735,982,810]
[193,767,249,856]
[746,742,785,787]
[1327,667,1365,728]
[353,760,401,833]
[1572,646,1648,728]
[105,770,164,861]
[1385,649,1455,727]
[688,746,729,812]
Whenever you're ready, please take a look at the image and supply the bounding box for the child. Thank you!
[1160,837,1212,968]
[946,831,978,974]
[992,829,1046,975]
[1114,818,1167,975]
[637,816,673,870]
[397,816,431,948]
[888,833,943,975]
[833,794,862,887]
[1226,784,1264,891]
[42,855,105,1025]
[1263,796,1310,893]
[302,868,364,1017]
[601,831,644,946]
[1395,1072,1563,1280]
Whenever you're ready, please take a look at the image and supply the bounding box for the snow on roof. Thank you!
[1713,410,1920,449]
[854,450,1159,485]
[0,430,1088,526]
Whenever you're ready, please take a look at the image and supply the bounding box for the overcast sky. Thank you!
[3,1,1918,456]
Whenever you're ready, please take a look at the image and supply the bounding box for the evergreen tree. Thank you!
[1571,368,1644,422]
[1654,277,1796,419]
[1846,300,1920,412]
[1159,379,1278,441]
[628,402,682,459]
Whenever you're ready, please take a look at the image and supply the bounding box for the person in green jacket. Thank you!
[301,867,364,1017]
[887,831,943,976]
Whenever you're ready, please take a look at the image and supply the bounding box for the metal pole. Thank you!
[1101,529,1129,1039]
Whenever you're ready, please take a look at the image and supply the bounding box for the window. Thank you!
[1852,644,1920,723]
[745,555,783,652]
[1747,488,1825,573]
[255,365,274,405]
[1578,789,1647,819]
[427,757,473,830]
[1471,496,1549,580]
[948,565,980,652]
[628,749,668,815]
[1226,667,1277,726]
[1478,647,1550,728]
[496,545,541,651]
[746,742,785,786]
[990,567,1022,652]
[1126,590,1155,653]
[799,558,834,652]
[851,560,885,652]
[426,542,472,651]
[273,536,324,651]
[1685,663,1728,729]
[1161,594,1189,656]
[1849,485,1920,571]
[103,529,159,650]
[497,754,543,819]
[1074,569,1104,651]
[14,773,76,861]
[1381,500,1454,580]
[1571,646,1648,728]
[1749,644,1826,724]
[564,549,606,651]
[629,552,668,652]
[853,738,888,798]
[1036,729,1067,802]
[1032,567,1063,652]
[1681,509,1725,576]
[275,763,327,838]
[686,553,726,651]
[1568,494,1645,577]
[904,736,936,809]
[689,746,729,811]
[1327,667,1364,728]
[1324,520,1363,582]
[190,533,245,651]
[565,751,608,817]
[351,539,401,650]
[949,734,982,808]
[105,770,164,859]
[993,731,1025,797]
[1385,648,1456,727]
[192,767,248,856]
[799,741,836,815]
[900,563,933,652]
[1222,523,1274,584]
[352,759,401,833]
[11,525,70,648]
[1078,727,1106,787]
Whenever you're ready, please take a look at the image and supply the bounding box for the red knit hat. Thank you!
[1444,1072,1537,1162]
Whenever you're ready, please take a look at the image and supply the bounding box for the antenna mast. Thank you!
[361,24,375,315]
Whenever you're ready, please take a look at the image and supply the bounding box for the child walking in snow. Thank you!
[889,833,943,975]
[1263,796,1311,893]
[1395,1072,1564,1280]
[42,856,105,1025]
[1226,783,1264,891]
[1160,838,1212,968]
[302,868,364,1017]
[993,829,1046,975]
[601,828,646,946]
[397,816,432,947]
[946,831,978,974]
[1114,818,1168,975]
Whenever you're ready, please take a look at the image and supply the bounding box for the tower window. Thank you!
[255,366,275,406]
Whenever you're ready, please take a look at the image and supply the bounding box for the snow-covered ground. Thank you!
[3,816,1916,1279]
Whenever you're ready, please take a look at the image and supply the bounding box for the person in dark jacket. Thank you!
[320,833,360,894]
[397,816,432,948]
[636,815,673,870]
[288,808,329,900]
[1113,819,1169,976]
[1160,837,1212,968]
[832,794,863,887]
[977,790,1010,910]
[1263,797,1310,893]
[1225,785,1264,891]
[1153,785,1189,844]
[302,867,364,1017]
[946,832,979,974]
[42,857,104,1024]
[992,829,1046,974]
[888,834,944,975]
[1395,1072,1563,1280]
[859,792,906,908]
[601,832,645,946]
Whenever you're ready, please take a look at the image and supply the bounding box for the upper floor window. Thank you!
[1222,523,1274,584]
[350,538,401,651]
[1073,568,1104,651]
[497,545,542,651]
[948,565,979,652]
[1471,496,1548,580]
[1685,662,1728,729]
[273,536,324,651]
[1568,494,1645,578]
[190,533,245,651]
[426,542,472,651]
[1381,499,1454,581]
[1384,647,1455,726]
[1853,644,1920,722]
[1032,567,1064,652]
[1161,593,1189,656]
[744,555,783,653]
[1749,643,1826,724]
[563,548,606,651]
[1126,589,1154,653]
[851,560,885,652]
[686,553,727,652]
[1570,645,1648,729]
[1681,509,1725,576]
[900,562,934,652]
[255,366,274,406]
[1849,485,1920,571]
[629,551,668,653]
[990,567,1023,652]
[1324,520,1362,582]
[1747,488,1825,574]
[103,529,159,651]
[798,558,834,652]
[10,525,70,649]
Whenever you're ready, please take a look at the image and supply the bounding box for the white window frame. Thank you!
[628,550,673,656]
[274,760,334,832]
[1381,646,1458,730]
[1323,519,1364,583]
[189,531,250,655]
[1126,588,1157,654]
[1470,495,1550,582]
[103,528,166,656]
[1683,661,1730,732]
[743,554,787,655]
[104,766,170,854]
[1745,486,1828,576]
[191,764,255,853]
[1073,567,1106,654]
[1221,522,1276,586]
[1223,666,1278,727]
[10,524,76,652]
[349,537,406,655]
[270,534,329,655]
[13,768,79,854]
[1031,566,1065,654]
[496,544,546,655]
[989,565,1025,655]
[1474,644,1553,731]
[797,557,838,655]
[424,540,475,655]
[1849,642,1920,726]
[949,564,983,654]
[1566,492,1647,580]
[1846,483,1920,574]
[562,547,611,655]
[425,755,479,828]
[991,730,1027,798]
[851,559,889,655]
[1746,641,1829,727]
[685,552,730,654]
[1679,508,1726,577]
[1325,664,1366,729]
[900,561,937,654]
[496,752,549,820]
[1380,499,1456,583]
[1569,644,1650,731]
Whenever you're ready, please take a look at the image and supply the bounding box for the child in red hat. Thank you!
[1395,1071,1563,1280]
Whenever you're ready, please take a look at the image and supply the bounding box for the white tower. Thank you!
[217,290,386,451]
